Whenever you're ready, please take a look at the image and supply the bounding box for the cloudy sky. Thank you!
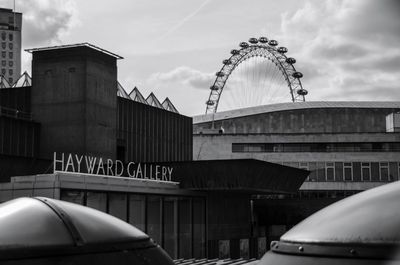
[1,0,399,115]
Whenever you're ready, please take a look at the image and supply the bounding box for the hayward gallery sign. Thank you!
[53,152,174,182]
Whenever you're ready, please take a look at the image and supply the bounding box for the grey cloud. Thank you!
[21,0,78,47]
[148,66,214,90]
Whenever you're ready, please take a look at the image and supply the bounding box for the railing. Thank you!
[0,106,32,120]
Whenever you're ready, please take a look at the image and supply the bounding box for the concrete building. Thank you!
[193,101,400,240]
[0,43,308,259]
[0,8,22,85]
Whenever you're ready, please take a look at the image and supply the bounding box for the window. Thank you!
[1,51,5,58]
[379,162,389,181]
[8,61,12,67]
[326,162,335,181]
[8,34,13,41]
[361,162,371,181]
[1,61,5,66]
[343,162,353,181]
[9,52,13,59]
[1,32,5,41]
[8,69,12,75]
[8,77,12,84]
[8,43,12,49]
[1,68,5,75]
[1,42,5,49]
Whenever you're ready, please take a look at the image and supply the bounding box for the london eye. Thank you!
[205,37,307,114]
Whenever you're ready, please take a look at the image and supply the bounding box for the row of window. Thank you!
[232,142,400,153]
[1,42,13,50]
[1,68,13,76]
[279,161,400,182]
[1,51,13,59]
[60,190,206,259]
[1,60,13,67]
[1,32,13,41]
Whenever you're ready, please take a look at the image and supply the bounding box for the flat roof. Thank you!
[193,101,400,124]
[25,42,124,59]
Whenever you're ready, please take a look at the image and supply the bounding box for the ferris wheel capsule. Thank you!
[239,42,249,48]
[206,100,215,106]
[286,57,296,64]
[292,72,303,78]
[297,88,308,96]
[277,47,288,53]
[223,59,232,65]
[210,85,219,91]
[216,71,225,77]
[231,49,240,55]
[249,38,258,44]
[259,37,268,43]
[268,40,278,46]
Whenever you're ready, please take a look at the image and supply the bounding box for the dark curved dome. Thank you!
[0,197,173,265]
[260,181,400,265]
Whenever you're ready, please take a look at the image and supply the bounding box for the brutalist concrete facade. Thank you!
[193,101,400,242]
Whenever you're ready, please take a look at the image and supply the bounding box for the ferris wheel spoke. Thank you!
[206,37,307,114]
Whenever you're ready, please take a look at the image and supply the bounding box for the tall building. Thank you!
[0,8,22,85]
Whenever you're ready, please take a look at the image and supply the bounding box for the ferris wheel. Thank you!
[205,37,308,114]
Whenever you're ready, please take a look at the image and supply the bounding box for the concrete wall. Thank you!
[194,108,400,134]
[31,46,117,160]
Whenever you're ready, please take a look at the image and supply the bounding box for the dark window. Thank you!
[361,163,371,181]
[1,32,5,41]
[8,61,12,67]
[8,52,12,59]
[1,42,5,49]
[1,51,5,58]
[1,60,5,66]
[1,68,5,74]
[343,162,352,181]
[8,77,12,84]
[8,69,12,75]
[8,43,12,49]
[8,34,13,41]
[231,142,400,153]
[380,162,389,181]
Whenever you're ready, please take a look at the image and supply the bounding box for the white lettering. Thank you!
[106,159,114,176]
[167,167,173,181]
[127,162,136,178]
[53,152,64,172]
[65,153,75,172]
[115,160,124,176]
[162,166,167,181]
[75,154,83,172]
[155,165,160,180]
[85,156,97,174]
[96,158,105,175]
[136,163,143,178]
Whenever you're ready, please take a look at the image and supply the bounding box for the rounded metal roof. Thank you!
[0,197,171,263]
[260,181,400,264]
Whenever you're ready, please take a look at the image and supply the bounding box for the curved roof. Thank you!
[193,101,400,124]
[259,181,400,264]
[0,197,152,259]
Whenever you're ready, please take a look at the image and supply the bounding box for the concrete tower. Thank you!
[28,43,123,160]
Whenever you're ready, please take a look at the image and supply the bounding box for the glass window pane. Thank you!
[108,193,127,221]
[147,196,161,245]
[86,192,107,212]
[128,195,146,232]
[163,197,178,258]
[179,197,192,258]
[60,190,84,205]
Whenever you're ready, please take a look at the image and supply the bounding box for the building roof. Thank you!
[193,101,400,124]
[160,159,309,194]
[25,42,124,59]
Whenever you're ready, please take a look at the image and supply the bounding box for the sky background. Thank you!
[1,0,399,116]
